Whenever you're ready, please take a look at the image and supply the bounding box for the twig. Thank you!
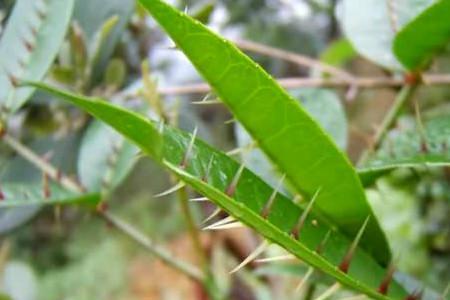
[157,74,450,96]
[234,39,354,80]
[357,85,418,165]
[102,210,204,282]
[1,133,204,283]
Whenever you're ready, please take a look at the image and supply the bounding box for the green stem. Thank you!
[358,85,418,166]
[176,185,208,270]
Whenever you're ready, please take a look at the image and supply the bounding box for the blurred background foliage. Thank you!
[0,0,448,299]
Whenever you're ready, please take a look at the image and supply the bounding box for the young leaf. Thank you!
[0,0,75,112]
[138,0,390,266]
[393,0,450,71]
[31,83,407,299]
[78,120,139,192]
[0,183,99,208]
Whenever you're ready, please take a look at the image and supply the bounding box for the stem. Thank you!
[156,74,449,96]
[1,133,204,283]
[176,185,208,269]
[102,210,204,282]
[358,85,418,165]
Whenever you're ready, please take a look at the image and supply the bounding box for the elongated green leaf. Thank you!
[0,183,99,208]
[78,120,139,192]
[0,0,74,112]
[359,115,450,185]
[139,0,390,265]
[32,83,407,299]
[393,0,450,71]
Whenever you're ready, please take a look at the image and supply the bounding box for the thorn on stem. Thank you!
[315,230,331,255]
[339,216,370,273]
[96,201,109,214]
[378,262,396,295]
[291,188,321,239]
[201,155,214,182]
[261,174,285,218]
[229,240,269,274]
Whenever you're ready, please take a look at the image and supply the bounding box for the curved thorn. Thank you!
[339,216,370,273]
[292,187,321,239]
[229,240,269,274]
[314,283,341,300]
[153,181,186,198]
[295,267,314,293]
[261,174,286,218]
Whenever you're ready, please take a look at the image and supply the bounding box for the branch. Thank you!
[234,39,354,80]
[157,74,450,96]
[1,133,204,283]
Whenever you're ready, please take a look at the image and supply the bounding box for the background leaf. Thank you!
[339,0,435,70]
[78,120,139,192]
[0,0,74,112]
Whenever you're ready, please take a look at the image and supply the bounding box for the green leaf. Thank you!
[393,0,450,71]
[139,0,390,266]
[359,115,450,185]
[339,0,434,70]
[29,82,163,160]
[31,83,407,299]
[0,0,75,112]
[0,183,100,208]
[236,88,348,187]
[78,120,139,192]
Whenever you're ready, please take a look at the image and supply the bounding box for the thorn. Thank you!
[96,201,109,213]
[339,216,370,273]
[201,207,222,224]
[403,289,423,300]
[203,221,243,231]
[201,155,215,182]
[42,171,50,198]
[224,118,236,125]
[314,283,341,300]
[315,230,331,254]
[225,163,245,197]
[191,99,221,105]
[291,188,321,239]
[22,36,35,52]
[261,174,286,218]
[255,254,296,263]
[153,181,186,198]
[180,126,198,169]
[229,240,269,274]
[378,262,396,295]
[295,267,314,293]
[189,196,209,202]
[226,141,256,156]
[203,215,234,229]
[0,184,4,201]
[7,71,19,87]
